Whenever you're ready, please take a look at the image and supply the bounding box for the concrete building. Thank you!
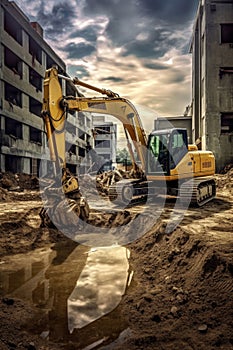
[190,0,233,170]
[93,116,117,171]
[0,0,92,176]
[154,116,192,143]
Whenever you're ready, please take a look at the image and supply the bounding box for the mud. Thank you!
[0,171,232,349]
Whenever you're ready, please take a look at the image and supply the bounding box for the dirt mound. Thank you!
[215,166,233,194]
[0,172,39,191]
[120,223,233,349]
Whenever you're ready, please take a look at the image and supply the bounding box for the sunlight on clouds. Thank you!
[13,0,196,133]
[136,32,150,41]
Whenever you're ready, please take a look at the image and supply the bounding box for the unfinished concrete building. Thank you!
[93,116,117,171]
[190,0,233,170]
[0,0,92,176]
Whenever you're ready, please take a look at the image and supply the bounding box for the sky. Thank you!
[14,0,199,135]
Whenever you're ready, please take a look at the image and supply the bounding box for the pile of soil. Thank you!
[119,223,233,349]
[0,172,39,191]
[215,169,233,194]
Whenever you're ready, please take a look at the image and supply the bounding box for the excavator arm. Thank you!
[40,67,148,227]
[42,67,147,175]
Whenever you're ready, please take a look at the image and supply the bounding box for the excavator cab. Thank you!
[147,128,188,175]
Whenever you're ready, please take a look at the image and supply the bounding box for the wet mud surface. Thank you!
[0,170,232,349]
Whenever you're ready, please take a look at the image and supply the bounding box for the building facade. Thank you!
[190,0,233,170]
[0,0,92,176]
[154,116,192,143]
[93,116,117,171]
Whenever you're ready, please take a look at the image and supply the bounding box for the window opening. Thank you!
[221,113,233,134]
[5,117,22,139]
[29,68,42,91]
[29,97,42,117]
[29,126,42,144]
[5,82,22,108]
[4,11,22,45]
[4,47,23,78]
[221,24,233,44]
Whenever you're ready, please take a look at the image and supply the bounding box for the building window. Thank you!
[79,147,85,158]
[221,24,233,44]
[78,128,85,140]
[95,140,111,148]
[5,117,22,139]
[221,113,233,134]
[29,68,42,91]
[4,10,22,45]
[29,126,42,144]
[5,155,22,173]
[66,142,76,155]
[29,36,42,64]
[46,55,57,70]
[4,46,23,78]
[5,82,22,108]
[29,97,42,117]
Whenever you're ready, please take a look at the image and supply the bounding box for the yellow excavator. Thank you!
[40,67,216,226]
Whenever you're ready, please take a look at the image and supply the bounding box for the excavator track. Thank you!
[108,179,148,206]
[179,176,216,207]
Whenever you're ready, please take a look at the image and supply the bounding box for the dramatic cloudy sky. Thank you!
[15,0,199,133]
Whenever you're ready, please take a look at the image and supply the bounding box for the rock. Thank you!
[198,324,208,333]
[150,287,163,295]
[40,331,49,339]
[164,276,172,284]
[170,306,179,315]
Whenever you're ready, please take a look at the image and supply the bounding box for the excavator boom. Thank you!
[42,67,147,172]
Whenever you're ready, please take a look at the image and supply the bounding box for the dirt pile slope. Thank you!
[120,221,233,349]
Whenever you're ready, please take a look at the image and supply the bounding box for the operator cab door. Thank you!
[147,129,188,176]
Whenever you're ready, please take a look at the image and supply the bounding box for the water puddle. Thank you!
[0,242,132,348]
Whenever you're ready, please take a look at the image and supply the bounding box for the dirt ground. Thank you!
[0,169,232,350]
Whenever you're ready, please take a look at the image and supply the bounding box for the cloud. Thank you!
[138,0,198,24]
[70,25,101,43]
[14,0,198,129]
[62,42,96,59]
[67,65,90,78]
[36,1,75,38]
[100,76,125,83]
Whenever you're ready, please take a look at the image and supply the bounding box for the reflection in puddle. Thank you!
[0,242,131,348]
[68,245,130,332]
